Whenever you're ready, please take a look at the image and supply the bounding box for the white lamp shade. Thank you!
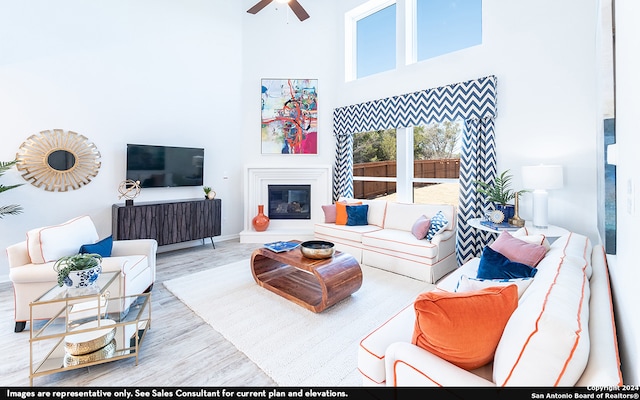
[522,165,564,190]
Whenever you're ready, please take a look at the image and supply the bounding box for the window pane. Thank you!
[413,121,462,206]
[353,129,397,199]
[417,0,482,61]
[357,4,396,78]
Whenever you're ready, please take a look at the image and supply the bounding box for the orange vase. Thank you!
[252,204,270,232]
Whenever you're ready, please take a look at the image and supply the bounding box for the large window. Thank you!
[353,121,462,206]
[416,0,482,61]
[346,0,483,81]
[356,4,396,78]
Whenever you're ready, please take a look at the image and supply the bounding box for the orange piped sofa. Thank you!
[357,232,623,387]
[314,198,458,284]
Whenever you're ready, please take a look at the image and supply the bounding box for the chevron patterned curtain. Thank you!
[332,75,497,264]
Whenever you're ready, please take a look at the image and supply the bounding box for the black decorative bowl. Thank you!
[300,240,335,259]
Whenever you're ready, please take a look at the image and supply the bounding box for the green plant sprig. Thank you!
[474,169,529,206]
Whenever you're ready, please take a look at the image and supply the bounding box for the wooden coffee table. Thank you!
[250,241,363,313]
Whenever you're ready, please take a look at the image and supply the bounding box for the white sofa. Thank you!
[358,231,623,387]
[6,215,158,332]
[314,199,458,283]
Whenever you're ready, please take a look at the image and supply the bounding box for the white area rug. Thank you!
[163,259,434,386]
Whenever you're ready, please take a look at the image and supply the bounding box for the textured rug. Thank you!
[163,259,434,386]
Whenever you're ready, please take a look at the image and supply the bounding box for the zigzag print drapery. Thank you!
[332,75,497,265]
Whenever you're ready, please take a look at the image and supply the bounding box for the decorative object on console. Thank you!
[252,204,270,232]
[260,79,318,154]
[53,253,103,288]
[16,129,101,192]
[522,164,563,229]
[203,186,216,199]
[118,179,141,206]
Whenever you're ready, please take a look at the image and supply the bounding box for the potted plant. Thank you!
[203,186,216,200]
[474,170,527,222]
[53,253,103,287]
[0,160,23,219]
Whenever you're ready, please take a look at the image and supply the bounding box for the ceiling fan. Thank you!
[247,0,310,22]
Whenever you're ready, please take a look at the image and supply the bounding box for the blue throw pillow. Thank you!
[477,246,538,280]
[425,211,449,241]
[79,235,113,257]
[346,204,369,226]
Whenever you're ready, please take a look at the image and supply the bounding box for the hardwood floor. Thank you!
[0,239,278,387]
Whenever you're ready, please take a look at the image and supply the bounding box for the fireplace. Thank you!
[240,164,332,243]
[268,185,311,220]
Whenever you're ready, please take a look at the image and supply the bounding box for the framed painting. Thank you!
[261,79,318,154]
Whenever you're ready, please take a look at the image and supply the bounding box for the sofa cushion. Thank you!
[27,216,99,264]
[321,204,336,223]
[455,274,533,299]
[411,215,431,239]
[492,233,592,386]
[512,229,551,251]
[477,246,538,279]
[490,231,547,267]
[383,202,455,232]
[346,204,369,226]
[79,236,113,257]
[336,201,361,225]
[338,197,387,227]
[412,285,518,370]
[425,210,449,241]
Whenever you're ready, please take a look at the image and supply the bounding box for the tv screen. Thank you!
[126,144,204,188]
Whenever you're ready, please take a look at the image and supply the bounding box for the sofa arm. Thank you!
[385,342,495,387]
[6,241,30,269]
[111,239,158,279]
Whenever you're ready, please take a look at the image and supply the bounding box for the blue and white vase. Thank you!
[64,264,102,288]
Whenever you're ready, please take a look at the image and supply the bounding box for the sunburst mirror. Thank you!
[16,129,101,192]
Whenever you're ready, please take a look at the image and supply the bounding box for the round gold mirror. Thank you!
[16,129,101,192]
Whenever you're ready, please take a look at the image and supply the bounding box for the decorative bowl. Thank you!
[300,241,335,259]
[64,319,117,356]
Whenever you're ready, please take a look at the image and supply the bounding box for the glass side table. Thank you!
[29,271,151,386]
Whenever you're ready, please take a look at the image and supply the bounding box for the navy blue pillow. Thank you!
[79,235,113,257]
[476,246,537,280]
[346,204,369,226]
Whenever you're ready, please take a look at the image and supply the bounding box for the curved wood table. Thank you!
[250,241,363,313]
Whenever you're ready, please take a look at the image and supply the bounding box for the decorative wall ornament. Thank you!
[261,79,318,154]
[16,129,101,192]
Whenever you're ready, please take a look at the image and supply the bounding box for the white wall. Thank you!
[610,0,640,385]
[0,0,246,278]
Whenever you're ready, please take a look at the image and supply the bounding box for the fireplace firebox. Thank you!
[268,184,311,220]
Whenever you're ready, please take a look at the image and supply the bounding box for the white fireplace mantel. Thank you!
[239,164,332,243]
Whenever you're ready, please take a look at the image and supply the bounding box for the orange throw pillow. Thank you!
[335,201,361,225]
[411,285,518,370]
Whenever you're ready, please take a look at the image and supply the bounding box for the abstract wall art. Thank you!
[261,79,318,154]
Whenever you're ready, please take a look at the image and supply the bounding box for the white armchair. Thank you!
[6,215,157,332]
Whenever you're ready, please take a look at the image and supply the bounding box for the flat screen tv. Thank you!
[126,144,204,188]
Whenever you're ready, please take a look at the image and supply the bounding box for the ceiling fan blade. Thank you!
[289,0,310,21]
[247,0,273,15]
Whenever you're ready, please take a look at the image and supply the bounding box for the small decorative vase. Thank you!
[64,265,102,288]
[206,191,216,200]
[252,204,270,232]
[496,204,515,222]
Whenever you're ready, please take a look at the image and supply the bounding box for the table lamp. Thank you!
[521,165,563,228]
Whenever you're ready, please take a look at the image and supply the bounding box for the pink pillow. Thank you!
[321,204,336,223]
[490,231,547,267]
[411,215,431,240]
